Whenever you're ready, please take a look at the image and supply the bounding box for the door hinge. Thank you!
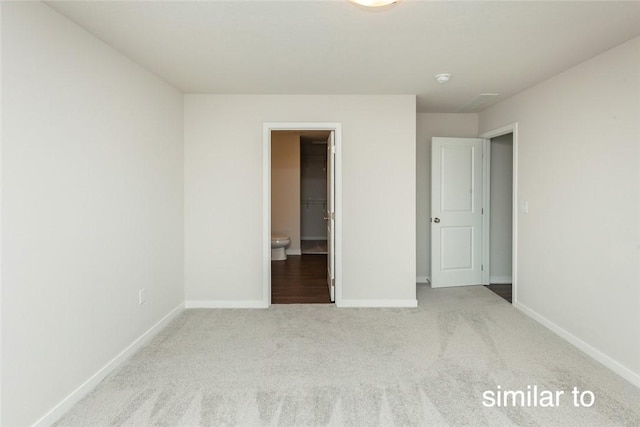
[331,146,336,154]
[481,264,484,271]
[482,208,484,214]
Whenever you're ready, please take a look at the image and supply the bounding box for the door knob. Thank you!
[433,217,440,223]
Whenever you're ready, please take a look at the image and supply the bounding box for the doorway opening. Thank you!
[481,123,518,305]
[429,124,518,305]
[270,130,329,304]
[263,123,341,307]
[485,132,514,303]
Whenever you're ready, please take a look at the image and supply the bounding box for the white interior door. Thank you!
[326,131,335,301]
[431,137,484,287]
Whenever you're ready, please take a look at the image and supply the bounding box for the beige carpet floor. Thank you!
[56,285,640,426]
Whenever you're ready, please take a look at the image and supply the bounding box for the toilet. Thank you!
[271,235,291,261]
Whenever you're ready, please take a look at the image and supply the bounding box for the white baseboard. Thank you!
[338,299,418,308]
[185,300,267,309]
[33,302,185,427]
[416,276,431,284]
[515,301,640,389]
[489,275,512,284]
[286,249,302,256]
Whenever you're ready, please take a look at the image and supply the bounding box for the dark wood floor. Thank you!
[271,255,331,304]
[484,284,512,303]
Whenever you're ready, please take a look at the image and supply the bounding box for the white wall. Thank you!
[1,3,184,425]
[271,132,300,253]
[479,36,640,384]
[416,114,478,282]
[489,134,513,283]
[185,95,416,304]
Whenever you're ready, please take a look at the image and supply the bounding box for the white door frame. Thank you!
[263,123,342,307]
[480,123,518,305]
[482,138,490,285]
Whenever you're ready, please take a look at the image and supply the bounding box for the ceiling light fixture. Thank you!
[435,73,451,84]
[350,0,398,8]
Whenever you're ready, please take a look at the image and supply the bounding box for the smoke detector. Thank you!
[435,74,451,84]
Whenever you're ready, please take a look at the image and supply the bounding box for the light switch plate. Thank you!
[519,201,529,213]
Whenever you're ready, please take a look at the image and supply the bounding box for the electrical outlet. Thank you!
[139,289,146,305]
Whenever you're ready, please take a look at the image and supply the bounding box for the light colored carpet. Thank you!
[56,286,640,426]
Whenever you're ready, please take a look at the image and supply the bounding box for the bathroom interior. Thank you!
[271,130,331,303]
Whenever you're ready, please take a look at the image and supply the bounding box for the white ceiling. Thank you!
[46,0,640,113]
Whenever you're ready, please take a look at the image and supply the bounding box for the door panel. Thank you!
[441,226,473,270]
[326,131,335,301]
[431,137,484,287]
[442,146,474,212]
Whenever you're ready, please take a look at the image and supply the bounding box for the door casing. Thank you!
[480,123,518,305]
[263,123,342,307]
